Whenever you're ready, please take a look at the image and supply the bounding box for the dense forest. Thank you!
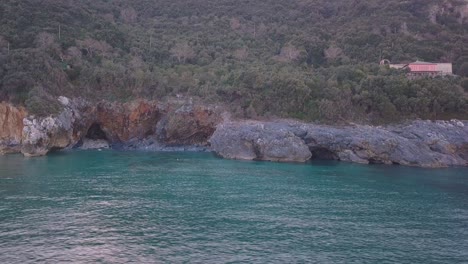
[0,0,467,123]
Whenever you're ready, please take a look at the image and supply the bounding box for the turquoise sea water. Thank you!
[0,151,467,263]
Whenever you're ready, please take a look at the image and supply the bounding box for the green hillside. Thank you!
[0,0,467,122]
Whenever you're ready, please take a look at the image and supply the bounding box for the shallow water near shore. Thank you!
[0,150,467,263]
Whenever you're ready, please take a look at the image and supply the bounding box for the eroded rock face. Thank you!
[0,103,27,154]
[158,104,222,146]
[304,124,427,166]
[20,99,162,155]
[17,97,219,156]
[388,120,468,166]
[96,100,161,143]
[6,95,468,168]
[21,99,93,156]
[209,120,468,168]
[210,121,312,162]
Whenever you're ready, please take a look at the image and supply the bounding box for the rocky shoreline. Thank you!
[1,97,467,168]
[210,120,468,167]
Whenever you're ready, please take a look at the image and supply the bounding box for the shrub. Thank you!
[25,87,62,117]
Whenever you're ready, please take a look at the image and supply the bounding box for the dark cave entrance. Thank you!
[86,123,108,141]
[74,123,111,149]
[309,147,338,160]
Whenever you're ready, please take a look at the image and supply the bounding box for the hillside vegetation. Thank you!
[0,0,467,122]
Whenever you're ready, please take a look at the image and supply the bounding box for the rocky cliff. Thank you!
[210,120,468,168]
[5,97,221,156]
[157,104,222,146]
[1,97,467,168]
[0,102,27,154]
[209,121,312,162]
[95,100,162,143]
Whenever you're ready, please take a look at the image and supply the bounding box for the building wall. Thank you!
[409,64,437,72]
[435,63,453,74]
[388,62,453,76]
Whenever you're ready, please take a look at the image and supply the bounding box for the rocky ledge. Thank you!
[1,97,467,168]
[210,120,468,168]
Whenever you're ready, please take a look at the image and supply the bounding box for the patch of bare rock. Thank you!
[210,120,468,168]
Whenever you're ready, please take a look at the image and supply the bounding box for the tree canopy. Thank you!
[0,0,467,122]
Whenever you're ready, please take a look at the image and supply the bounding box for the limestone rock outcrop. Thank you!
[96,100,161,143]
[21,98,93,156]
[303,120,468,167]
[2,96,467,168]
[209,121,312,162]
[210,120,468,167]
[15,97,220,156]
[20,99,163,155]
[0,103,27,154]
[157,104,222,146]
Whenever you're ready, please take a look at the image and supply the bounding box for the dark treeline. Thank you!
[0,0,467,122]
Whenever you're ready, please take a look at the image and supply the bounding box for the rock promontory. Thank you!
[1,96,467,168]
[210,120,468,168]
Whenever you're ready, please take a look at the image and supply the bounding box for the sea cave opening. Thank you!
[368,158,384,165]
[75,123,110,150]
[309,147,338,160]
[86,123,108,141]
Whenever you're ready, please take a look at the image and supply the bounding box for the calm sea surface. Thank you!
[0,151,467,263]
